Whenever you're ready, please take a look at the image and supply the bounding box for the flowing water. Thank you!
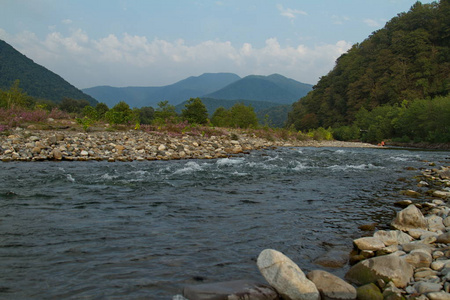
[0,146,448,299]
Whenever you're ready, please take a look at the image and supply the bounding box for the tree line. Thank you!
[0,80,259,130]
[287,0,450,143]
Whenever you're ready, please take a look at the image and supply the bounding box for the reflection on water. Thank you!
[0,147,448,298]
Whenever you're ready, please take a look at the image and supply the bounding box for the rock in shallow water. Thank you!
[306,270,356,300]
[182,280,279,300]
[257,249,320,300]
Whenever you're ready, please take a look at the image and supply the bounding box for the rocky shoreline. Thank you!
[0,128,377,162]
[177,164,450,300]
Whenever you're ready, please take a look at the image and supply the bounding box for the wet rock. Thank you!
[391,204,427,232]
[394,200,413,208]
[257,249,319,300]
[345,254,413,288]
[401,190,421,198]
[306,270,356,300]
[356,283,383,300]
[353,237,385,251]
[182,280,279,300]
[313,249,349,268]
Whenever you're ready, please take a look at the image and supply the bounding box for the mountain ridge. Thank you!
[83,73,313,108]
[0,39,97,105]
[83,73,241,108]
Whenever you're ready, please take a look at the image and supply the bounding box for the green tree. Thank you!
[136,106,155,124]
[211,106,232,127]
[181,97,208,124]
[230,103,258,128]
[82,105,99,120]
[59,98,90,114]
[105,101,136,124]
[95,102,109,120]
[154,100,178,123]
[0,80,34,109]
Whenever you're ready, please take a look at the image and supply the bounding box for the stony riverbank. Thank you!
[178,164,450,300]
[0,127,377,162]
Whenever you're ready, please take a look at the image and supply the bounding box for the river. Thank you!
[0,146,448,299]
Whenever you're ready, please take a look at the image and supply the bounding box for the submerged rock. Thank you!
[182,280,279,300]
[306,270,356,300]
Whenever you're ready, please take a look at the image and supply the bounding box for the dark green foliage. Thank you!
[211,107,231,127]
[154,100,178,123]
[181,97,208,124]
[105,101,137,125]
[287,1,450,131]
[176,98,290,126]
[353,96,450,143]
[0,80,35,109]
[332,125,361,141]
[137,106,155,124]
[210,103,258,128]
[257,104,293,128]
[0,40,97,105]
[59,98,90,114]
[95,102,109,120]
[82,105,99,120]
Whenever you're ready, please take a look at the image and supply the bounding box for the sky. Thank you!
[0,0,434,89]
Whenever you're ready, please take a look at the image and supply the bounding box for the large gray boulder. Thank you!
[182,280,279,300]
[391,204,427,232]
[306,270,356,300]
[257,249,320,300]
[345,254,413,288]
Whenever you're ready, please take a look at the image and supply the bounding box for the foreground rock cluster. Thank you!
[0,128,375,162]
[178,165,450,300]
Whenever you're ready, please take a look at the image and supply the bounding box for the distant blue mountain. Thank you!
[83,73,313,109]
[82,73,241,108]
[203,74,313,104]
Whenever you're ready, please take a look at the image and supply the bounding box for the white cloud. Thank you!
[62,19,73,25]
[0,28,352,88]
[277,4,307,20]
[364,18,381,27]
[332,15,350,25]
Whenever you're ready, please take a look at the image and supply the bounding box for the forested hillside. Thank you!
[204,74,312,104]
[287,0,450,132]
[0,40,98,105]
